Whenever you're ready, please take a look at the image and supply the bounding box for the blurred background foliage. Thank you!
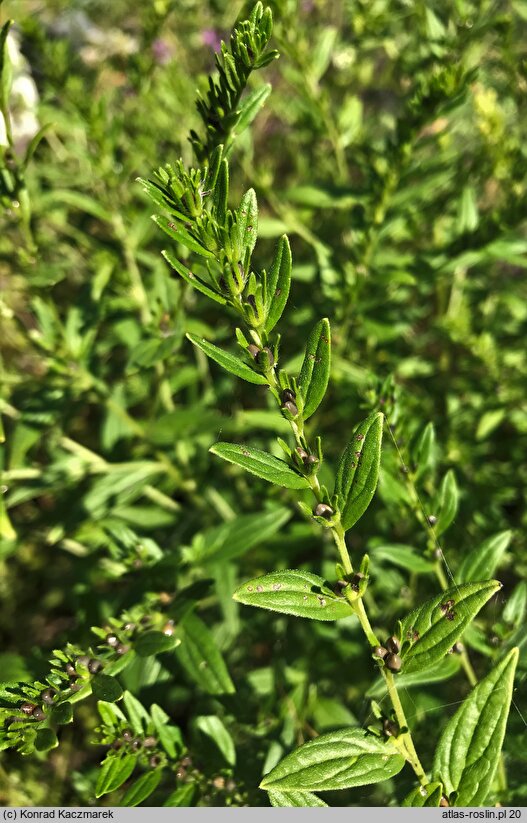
[0,0,526,807]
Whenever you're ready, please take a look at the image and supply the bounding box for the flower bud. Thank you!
[384,653,402,672]
[314,503,333,519]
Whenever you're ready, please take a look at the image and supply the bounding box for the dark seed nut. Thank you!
[75,655,91,668]
[295,447,308,460]
[143,736,157,748]
[383,718,398,737]
[280,388,296,403]
[106,634,119,647]
[149,755,162,768]
[282,400,298,416]
[373,646,388,659]
[306,454,318,465]
[428,515,437,526]
[88,659,102,674]
[314,503,333,519]
[385,636,400,654]
[115,643,129,655]
[65,663,76,677]
[384,653,402,672]
[130,738,142,750]
[70,681,81,692]
[122,728,133,741]
[112,739,123,750]
[40,689,57,705]
[32,707,45,721]
[247,344,260,359]
[20,702,36,715]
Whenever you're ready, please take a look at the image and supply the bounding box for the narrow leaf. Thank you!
[434,470,459,536]
[195,715,236,765]
[264,235,292,332]
[176,612,235,695]
[458,530,512,583]
[268,790,328,807]
[187,507,291,565]
[400,580,501,672]
[371,544,435,574]
[152,214,215,258]
[210,442,309,489]
[122,692,150,735]
[433,647,518,806]
[187,333,267,384]
[260,729,405,791]
[135,631,179,658]
[335,412,383,530]
[121,769,162,807]
[237,188,258,257]
[297,318,331,419]
[366,655,460,699]
[235,84,272,137]
[95,753,138,798]
[163,250,227,305]
[233,570,355,621]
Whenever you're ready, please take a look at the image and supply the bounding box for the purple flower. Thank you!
[201,28,223,53]
[151,38,174,66]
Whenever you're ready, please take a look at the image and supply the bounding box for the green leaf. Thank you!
[434,470,459,536]
[152,215,215,258]
[176,612,235,695]
[135,631,179,658]
[297,318,331,419]
[268,790,328,807]
[35,728,59,753]
[237,188,258,258]
[121,769,162,807]
[366,655,460,699]
[235,84,272,138]
[186,333,267,384]
[187,507,291,564]
[400,580,501,673]
[264,235,292,332]
[151,704,184,759]
[163,784,197,806]
[0,20,13,112]
[51,701,73,725]
[213,159,229,224]
[458,530,512,583]
[503,581,527,627]
[233,570,355,621]
[412,422,436,479]
[162,250,227,305]
[433,647,519,806]
[195,715,236,765]
[402,782,443,807]
[260,729,405,791]
[209,442,309,489]
[334,412,383,530]
[91,674,123,703]
[122,691,150,735]
[370,544,435,574]
[95,753,138,798]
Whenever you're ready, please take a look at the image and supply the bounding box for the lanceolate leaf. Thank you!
[269,790,328,807]
[264,235,292,332]
[235,84,272,139]
[297,318,331,419]
[135,631,179,657]
[210,442,309,489]
[334,412,383,530]
[187,334,267,384]
[433,647,519,806]
[458,530,512,583]
[402,782,443,807]
[400,580,501,672]
[366,655,460,699]
[121,769,162,807]
[434,469,459,536]
[237,188,258,258]
[176,612,235,695]
[233,570,356,621]
[187,507,291,564]
[152,214,215,258]
[260,729,405,791]
[163,251,227,305]
[95,753,138,798]
[91,674,123,703]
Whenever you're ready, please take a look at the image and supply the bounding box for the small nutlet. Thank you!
[282,400,298,417]
[306,454,318,466]
[247,344,260,359]
[427,514,437,526]
[385,635,400,654]
[106,634,119,647]
[295,447,308,461]
[32,706,45,721]
[150,755,162,768]
[122,728,133,741]
[115,643,129,655]
[373,646,388,659]
[65,663,76,677]
[440,796,450,808]
[40,689,57,706]
[383,718,398,737]
[88,658,102,674]
[143,736,157,748]
[130,738,142,751]
[451,642,464,654]
[351,572,365,592]
[162,620,175,636]
[314,503,333,519]
[384,653,402,673]
[75,655,91,669]
[280,388,296,403]
[69,681,81,692]
[20,702,36,716]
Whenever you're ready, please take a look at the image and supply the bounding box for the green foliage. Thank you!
[0,0,525,809]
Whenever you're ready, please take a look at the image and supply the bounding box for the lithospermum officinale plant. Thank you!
[140,3,518,808]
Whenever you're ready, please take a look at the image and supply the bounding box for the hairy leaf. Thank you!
[237,188,258,258]
[335,412,383,530]
[402,782,443,807]
[163,250,227,305]
[186,507,291,564]
[268,790,328,807]
[135,631,180,658]
[458,530,512,582]
[95,753,138,798]
[210,442,309,489]
[187,334,267,384]
[233,570,355,621]
[264,235,292,332]
[176,612,235,695]
[152,215,215,258]
[434,470,459,536]
[121,769,162,807]
[433,647,518,806]
[400,580,501,672]
[260,729,405,791]
[297,318,331,419]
